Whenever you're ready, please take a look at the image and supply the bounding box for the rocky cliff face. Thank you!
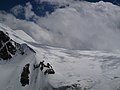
[0,31,21,60]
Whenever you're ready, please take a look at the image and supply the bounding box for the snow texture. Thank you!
[0,22,120,90]
[0,0,120,90]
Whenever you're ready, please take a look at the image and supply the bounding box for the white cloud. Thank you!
[11,5,24,17]
[24,2,36,20]
[0,11,53,44]
[37,1,120,50]
[11,2,36,20]
[1,1,120,51]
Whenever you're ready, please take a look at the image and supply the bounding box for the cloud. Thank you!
[0,11,53,44]
[1,1,120,51]
[11,2,36,20]
[24,2,36,20]
[11,5,24,17]
[36,1,120,50]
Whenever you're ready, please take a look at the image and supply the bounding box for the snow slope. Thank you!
[0,24,53,90]
[0,23,120,90]
[0,1,120,90]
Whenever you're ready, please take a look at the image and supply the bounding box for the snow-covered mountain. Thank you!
[0,0,120,90]
[0,22,120,90]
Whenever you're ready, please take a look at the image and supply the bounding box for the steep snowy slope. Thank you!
[0,23,120,90]
[0,24,53,90]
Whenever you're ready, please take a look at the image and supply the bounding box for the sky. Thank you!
[0,0,119,11]
[0,0,31,11]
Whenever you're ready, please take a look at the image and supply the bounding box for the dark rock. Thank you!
[44,68,55,75]
[0,31,18,60]
[20,64,30,86]
[0,31,9,43]
[114,76,119,79]
[53,83,81,90]
[0,46,12,60]
[0,31,30,60]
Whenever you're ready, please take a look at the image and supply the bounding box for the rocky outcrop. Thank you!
[0,30,36,61]
[0,31,23,60]
[20,64,30,86]
[53,83,82,90]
